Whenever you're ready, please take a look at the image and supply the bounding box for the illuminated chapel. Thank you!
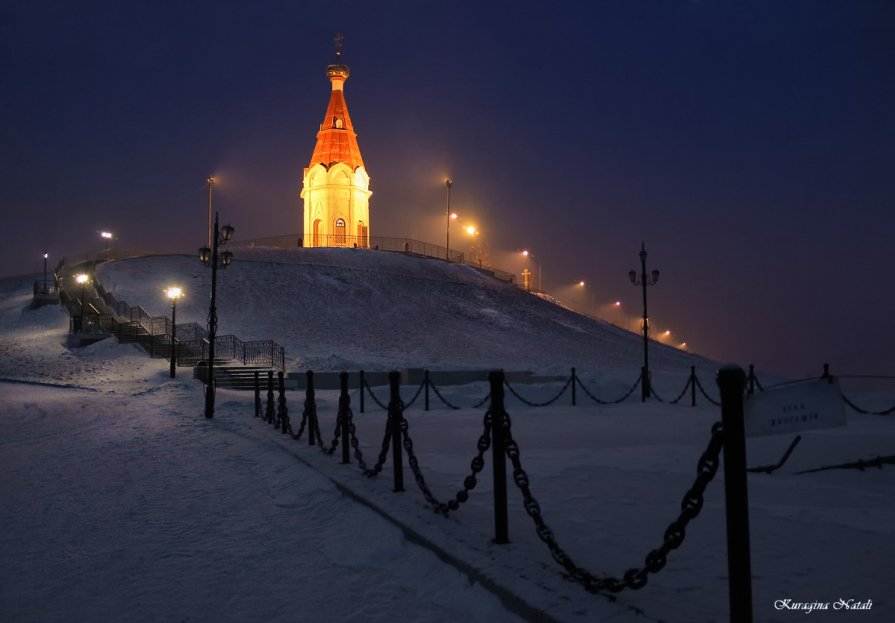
[301,50,371,248]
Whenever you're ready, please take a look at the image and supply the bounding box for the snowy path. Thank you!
[0,382,521,623]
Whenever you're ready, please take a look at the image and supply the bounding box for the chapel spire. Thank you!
[308,33,364,171]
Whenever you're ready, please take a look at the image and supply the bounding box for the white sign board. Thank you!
[744,378,847,438]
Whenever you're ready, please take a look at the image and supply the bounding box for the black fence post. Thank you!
[359,370,365,414]
[641,365,649,402]
[571,367,577,406]
[822,362,831,382]
[747,364,755,395]
[254,371,260,418]
[306,370,316,446]
[489,370,509,545]
[266,370,275,424]
[717,365,754,623]
[388,371,404,492]
[424,369,430,411]
[690,366,697,407]
[278,370,289,434]
[339,372,351,465]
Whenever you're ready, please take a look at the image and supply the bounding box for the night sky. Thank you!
[2,1,893,379]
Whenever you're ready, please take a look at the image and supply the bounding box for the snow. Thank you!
[1,250,894,622]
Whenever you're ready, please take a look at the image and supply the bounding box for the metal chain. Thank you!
[752,375,764,391]
[363,414,394,477]
[402,380,426,409]
[665,378,693,405]
[576,375,641,405]
[693,376,721,406]
[504,409,724,593]
[428,380,461,410]
[291,403,309,441]
[345,409,371,471]
[504,375,572,407]
[401,409,492,515]
[472,392,491,409]
[363,380,389,411]
[649,383,665,403]
[321,418,341,455]
[841,393,895,416]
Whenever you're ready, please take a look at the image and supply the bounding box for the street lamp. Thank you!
[207,176,215,248]
[100,231,113,257]
[199,212,234,419]
[522,250,542,292]
[445,178,453,261]
[42,252,48,293]
[74,273,89,332]
[576,280,596,317]
[629,242,659,401]
[165,287,183,378]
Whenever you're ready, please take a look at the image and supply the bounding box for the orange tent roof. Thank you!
[308,64,365,171]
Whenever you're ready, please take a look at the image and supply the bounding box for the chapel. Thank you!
[301,43,371,248]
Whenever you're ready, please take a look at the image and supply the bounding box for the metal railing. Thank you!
[233,233,516,284]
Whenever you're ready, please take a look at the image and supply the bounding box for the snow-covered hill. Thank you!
[96,247,718,390]
[2,253,894,622]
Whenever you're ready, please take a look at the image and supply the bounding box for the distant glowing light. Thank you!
[614,301,621,306]
[663,330,671,336]
[75,273,89,284]
[465,225,477,235]
[165,286,183,300]
[43,252,48,259]
[578,280,585,286]
[450,212,458,220]
[100,231,113,239]
[522,250,530,257]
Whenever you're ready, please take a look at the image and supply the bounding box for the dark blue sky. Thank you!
[2,1,893,378]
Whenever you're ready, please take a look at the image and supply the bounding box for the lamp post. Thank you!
[445,178,453,261]
[100,231,113,258]
[629,242,659,402]
[165,287,183,378]
[522,250,542,292]
[74,273,89,332]
[75,273,89,311]
[42,252,48,293]
[207,176,215,248]
[577,280,596,317]
[199,212,234,419]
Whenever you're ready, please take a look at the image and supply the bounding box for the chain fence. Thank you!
[576,375,642,405]
[504,375,572,407]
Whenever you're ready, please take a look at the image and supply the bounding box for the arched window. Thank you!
[335,218,346,245]
[334,118,343,129]
[312,219,322,247]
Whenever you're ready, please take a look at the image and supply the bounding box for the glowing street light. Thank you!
[576,280,595,316]
[74,273,89,331]
[445,178,454,261]
[629,242,660,402]
[165,287,183,378]
[521,250,542,292]
[100,231,113,256]
[198,212,235,419]
[465,224,477,236]
[42,252,49,293]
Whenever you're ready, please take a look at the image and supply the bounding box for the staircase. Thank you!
[55,257,286,389]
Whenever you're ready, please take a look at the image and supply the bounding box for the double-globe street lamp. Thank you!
[199,212,234,419]
[165,287,183,379]
[629,242,659,402]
